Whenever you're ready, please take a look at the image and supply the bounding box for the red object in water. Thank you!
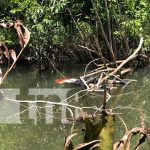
[55,78,78,84]
[55,78,70,84]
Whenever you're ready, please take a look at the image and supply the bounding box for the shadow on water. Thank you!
[0,66,150,150]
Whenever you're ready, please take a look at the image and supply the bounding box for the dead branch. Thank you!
[97,60,124,67]
[104,0,112,48]
[0,20,30,84]
[113,127,150,150]
[64,133,77,150]
[97,37,143,86]
[94,36,107,68]
[91,0,117,66]
[84,58,100,76]
[74,140,99,150]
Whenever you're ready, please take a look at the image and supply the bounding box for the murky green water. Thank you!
[0,66,150,150]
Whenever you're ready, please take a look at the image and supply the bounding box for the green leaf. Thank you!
[99,114,115,150]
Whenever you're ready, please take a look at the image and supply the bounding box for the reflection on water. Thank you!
[0,66,150,149]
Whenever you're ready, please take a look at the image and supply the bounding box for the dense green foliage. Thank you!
[0,0,149,69]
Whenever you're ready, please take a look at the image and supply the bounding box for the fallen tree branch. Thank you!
[113,127,150,150]
[98,37,143,86]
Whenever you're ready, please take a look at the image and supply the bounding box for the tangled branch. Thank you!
[113,127,150,150]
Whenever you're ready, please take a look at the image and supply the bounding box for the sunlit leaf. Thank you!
[99,113,115,150]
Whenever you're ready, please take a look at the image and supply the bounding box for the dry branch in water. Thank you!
[98,37,143,85]
[0,20,30,84]
[113,127,150,150]
[77,37,143,91]
[64,133,77,150]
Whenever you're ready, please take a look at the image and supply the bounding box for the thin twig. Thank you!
[44,54,65,78]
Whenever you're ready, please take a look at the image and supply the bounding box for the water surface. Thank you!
[0,66,150,150]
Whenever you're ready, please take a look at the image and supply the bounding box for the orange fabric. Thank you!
[55,78,71,84]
